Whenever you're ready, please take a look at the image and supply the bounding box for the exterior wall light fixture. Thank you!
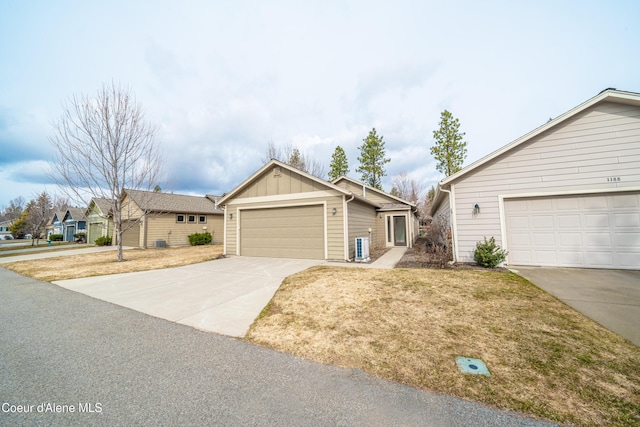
[473,204,480,215]
[332,208,337,215]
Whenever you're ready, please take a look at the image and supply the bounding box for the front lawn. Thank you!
[246,266,640,427]
[3,245,224,281]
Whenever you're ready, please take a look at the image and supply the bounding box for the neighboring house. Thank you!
[62,208,87,242]
[46,211,66,238]
[85,197,114,244]
[119,189,224,248]
[431,88,640,270]
[0,219,13,238]
[217,159,419,261]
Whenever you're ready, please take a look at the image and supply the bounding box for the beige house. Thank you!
[431,88,640,270]
[120,189,224,248]
[85,197,114,244]
[217,159,419,261]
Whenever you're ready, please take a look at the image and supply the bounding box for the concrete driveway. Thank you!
[512,266,640,347]
[54,257,323,337]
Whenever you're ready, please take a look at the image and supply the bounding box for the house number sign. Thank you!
[607,177,621,182]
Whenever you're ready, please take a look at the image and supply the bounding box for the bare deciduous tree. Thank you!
[263,141,325,178]
[50,82,163,261]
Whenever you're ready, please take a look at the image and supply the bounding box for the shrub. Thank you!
[94,236,112,246]
[188,231,212,246]
[48,234,63,241]
[473,236,508,268]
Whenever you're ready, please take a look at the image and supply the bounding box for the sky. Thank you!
[1,0,639,208]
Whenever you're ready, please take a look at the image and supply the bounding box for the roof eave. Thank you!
[441,89,640,186]
[218,159,351,205]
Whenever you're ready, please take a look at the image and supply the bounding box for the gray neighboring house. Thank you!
[119,189,224,248]
[431,88,640,270]
[62,208,87,242]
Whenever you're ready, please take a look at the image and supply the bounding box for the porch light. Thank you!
[229,213,233,220]
[473,204,480,215]
[332,208,337,215]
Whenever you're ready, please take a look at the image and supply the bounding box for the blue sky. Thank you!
[1,1,639,207]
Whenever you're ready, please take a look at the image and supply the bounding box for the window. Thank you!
[176,214,185,223]
[187,215,196,224]
[198,215,207,224]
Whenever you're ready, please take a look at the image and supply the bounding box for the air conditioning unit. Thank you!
[155,240,167,248]
[355,237,370,262]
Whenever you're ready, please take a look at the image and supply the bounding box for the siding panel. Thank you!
[452,101,640,263]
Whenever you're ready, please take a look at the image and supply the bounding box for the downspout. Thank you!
[438,186,458,263]
[222,205,227,255]
[343,194,355,261]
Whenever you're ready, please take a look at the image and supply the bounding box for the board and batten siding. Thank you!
[235,166,328,199]
[346,199,377,259]
[451,101,640,262]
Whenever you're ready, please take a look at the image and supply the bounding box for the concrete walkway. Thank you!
[0,244,124,263]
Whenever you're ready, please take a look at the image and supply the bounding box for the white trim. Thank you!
[227,190,342,205]
[450,184,459,262]
[498,195,509,263]
[236,202,328,259]
[222,206,227,255]
[500,186,640,200]
[343,195,349,261]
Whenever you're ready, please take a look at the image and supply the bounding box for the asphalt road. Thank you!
[0,268,554,426]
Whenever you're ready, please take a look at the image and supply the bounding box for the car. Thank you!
[0,234,14,240]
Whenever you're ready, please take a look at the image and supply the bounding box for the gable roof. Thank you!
[64,208,86,221]
[124,189,223,214]
[86,197,112,217]
[50,211,65,225]
[217,159,351,205]
[333,176,417,208]
[431,88,640,213]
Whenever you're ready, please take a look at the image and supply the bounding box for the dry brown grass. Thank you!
[3,245,224,282]
[247,266,640,427]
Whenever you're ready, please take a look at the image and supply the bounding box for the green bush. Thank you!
[188,231,212,246]
[48,234,63,241]
[94,236,112,246]
[473,236,508,268]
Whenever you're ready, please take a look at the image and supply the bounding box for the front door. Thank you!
[393,216,406,246]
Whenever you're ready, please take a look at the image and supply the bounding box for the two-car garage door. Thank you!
[240,205,325,259]
[505,192,640,269]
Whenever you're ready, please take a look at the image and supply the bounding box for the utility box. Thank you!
[355,237,370,262]
[155,240,167,248]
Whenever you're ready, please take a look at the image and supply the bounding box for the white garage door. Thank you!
[240,205,325,259]
[505,192,640,269]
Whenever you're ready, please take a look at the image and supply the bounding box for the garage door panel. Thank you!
[615,213,640,227]
[505,192,640,269]
[240,205,325,259]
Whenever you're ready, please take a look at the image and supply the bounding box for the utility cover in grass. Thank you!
[455,357,490,375]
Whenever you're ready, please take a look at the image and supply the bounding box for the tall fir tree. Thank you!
[430,110,467,176]
[328,146,349,181]
[356,128,390,190]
